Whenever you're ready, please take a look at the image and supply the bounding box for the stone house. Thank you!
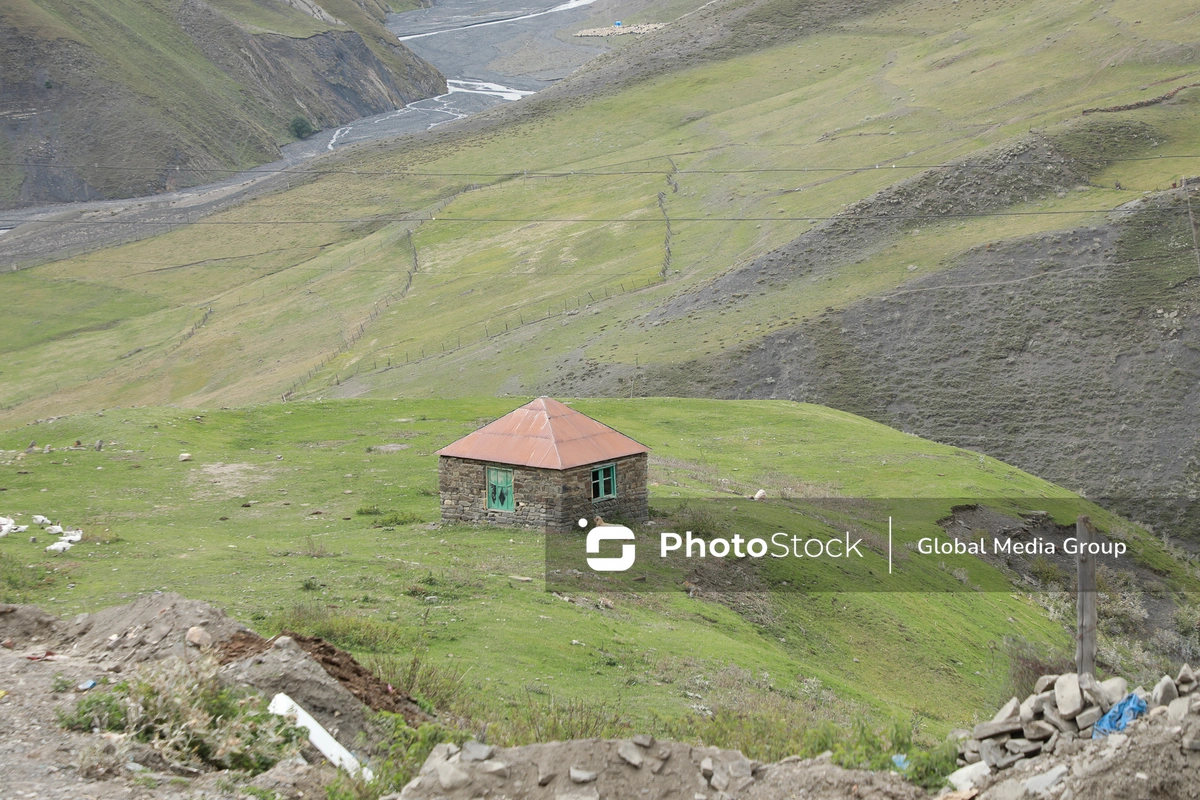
[436,397,649,532]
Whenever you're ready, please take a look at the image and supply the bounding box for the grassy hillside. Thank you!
[1,398,1196,740]
[0,0,443,207]
[1,0,1199,516]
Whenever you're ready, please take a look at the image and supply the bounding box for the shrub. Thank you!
[356,505,382,516]
[1176,601,1200,635]
[1029,556,1069,588]
[289,116,316,139]
[327,716,460,800]
[59,690,127,732]
[59,655,302,772]
[378,511,423,527]
[364,650,468,718]
[493,690,632,744]
[1002,636,1074,701]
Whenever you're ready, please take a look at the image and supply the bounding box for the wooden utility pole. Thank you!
[1076,514,1097,677]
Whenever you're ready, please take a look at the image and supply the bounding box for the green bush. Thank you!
[328,714,464,800]
[289,116,316,139]
[378,511,423,527]
[59,655,301,772]
[59,690,128,732]
[1029,556,1069,588]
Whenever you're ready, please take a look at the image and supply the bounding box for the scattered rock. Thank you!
[185,625,213,648]
[618,740,644,768]
[435,761,472,791]
[947,760,991,790]
[569,767,597,783]
[461,740,495,762]
[1023,763,1069,794]
[179,453,192,462]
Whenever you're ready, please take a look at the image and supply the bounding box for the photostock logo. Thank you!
[582,518,636,572]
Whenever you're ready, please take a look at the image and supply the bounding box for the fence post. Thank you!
[1075,514,1097,677]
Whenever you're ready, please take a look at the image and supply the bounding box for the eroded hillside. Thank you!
[0,0,444,207]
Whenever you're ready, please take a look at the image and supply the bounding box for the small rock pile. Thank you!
[391,738,924,800]
[951,665,1199,789]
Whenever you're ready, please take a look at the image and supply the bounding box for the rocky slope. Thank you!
[0,0,445,207]
[598,129,1200,534]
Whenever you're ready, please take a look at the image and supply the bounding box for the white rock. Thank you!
[569,767,597,784]
[1099,677,1128,706]
[556,788,599,800]
[1034,674,1060,694]
[618,740,644,768]
[1075,705,1103,729]
[946,760,991,791]
[1168,696,1191,724]
[179,453,192,462]
[435,762,471,791]
[993,696,1020,722]
[1152,675,1179,708]
[460,740,494,762]
[1055,673,1084,719]
[185,625,212,648]
[1023,764,1069,794]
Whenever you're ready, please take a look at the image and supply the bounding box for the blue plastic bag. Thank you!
[1092,693,1147,738]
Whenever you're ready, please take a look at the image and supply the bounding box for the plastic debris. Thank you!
[1093,693,1147,737]
[268,692,374,781]
[77,679,97,692]
[891,753,910,771]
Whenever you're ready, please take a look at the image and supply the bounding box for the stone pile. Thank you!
[951,664,1199,787]
[391,737,925,800]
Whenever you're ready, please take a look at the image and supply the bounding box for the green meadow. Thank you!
[2,398,1195,743]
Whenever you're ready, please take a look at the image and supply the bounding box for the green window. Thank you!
[591,463,616,501]
[487,467,514,511]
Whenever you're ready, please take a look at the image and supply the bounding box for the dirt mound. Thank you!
[218,628,273,664]
[223,634,376,746]
[217,627,430,725]
[284,632,431,724]
[396,738,923,800]
[0,603,63,646]
[61,592,252,666]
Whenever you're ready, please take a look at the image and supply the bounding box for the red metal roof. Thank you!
[435,397,649,470]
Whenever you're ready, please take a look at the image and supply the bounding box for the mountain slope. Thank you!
[1,0,1200,525]
[0,0,445,207]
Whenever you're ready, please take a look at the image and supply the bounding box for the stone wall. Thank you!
[438,453,649,533]
[552,454,649,532]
